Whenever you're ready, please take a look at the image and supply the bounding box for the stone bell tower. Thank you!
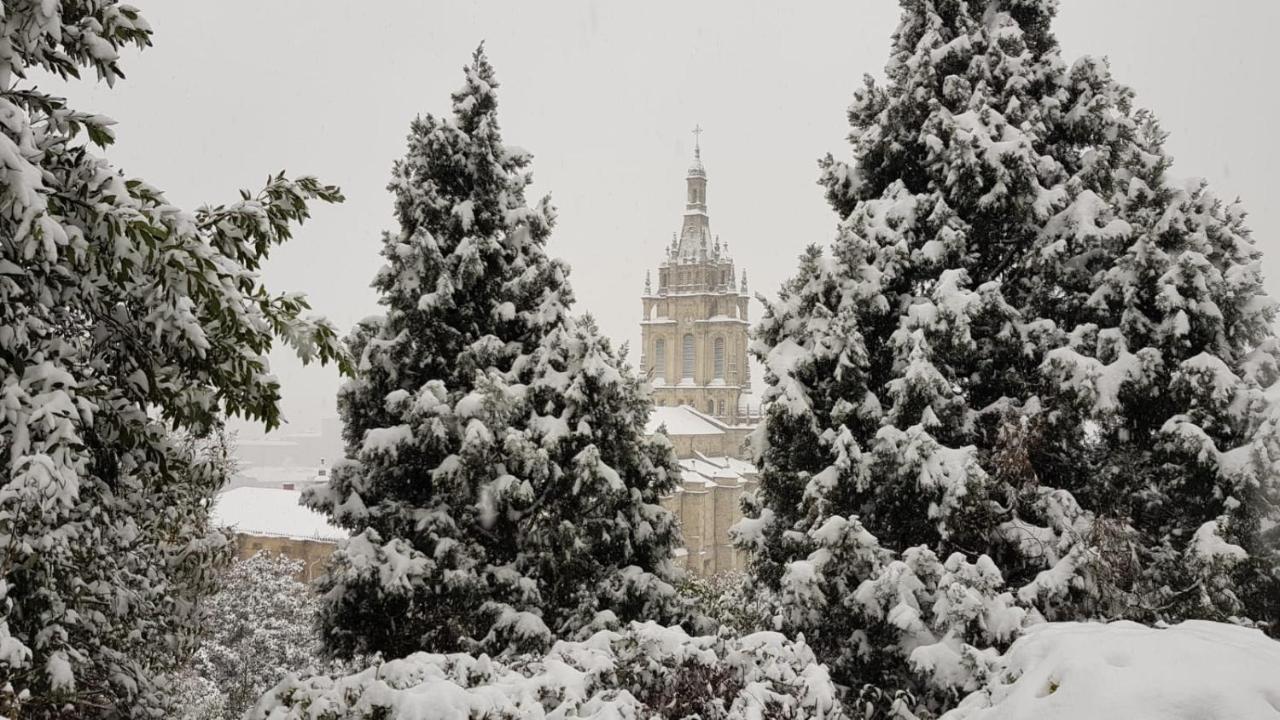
[640,128,751,423]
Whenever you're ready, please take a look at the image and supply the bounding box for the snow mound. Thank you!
[942,620,1280,720]
[247,621,842,719]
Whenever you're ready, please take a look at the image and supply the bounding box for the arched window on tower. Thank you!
[713,337,725,380]
[681,334,695,381]
[653,338,666,382]
[707,400,715,415]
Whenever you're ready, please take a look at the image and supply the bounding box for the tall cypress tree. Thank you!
[737,0,1279,713]
[308,47,687,660]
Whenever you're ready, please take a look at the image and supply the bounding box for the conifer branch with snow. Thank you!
[737,0,1280,715]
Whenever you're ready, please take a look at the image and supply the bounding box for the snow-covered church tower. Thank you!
[641,130,751,423]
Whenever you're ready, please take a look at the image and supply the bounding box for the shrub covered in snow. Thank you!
[679,573,774,634]
[166,671,227,720]
[942,620,1280,720]
[247,622,842,720]
[178,552,342,719]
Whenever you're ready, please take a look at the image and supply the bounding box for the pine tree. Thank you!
[737,0,1279,713]
[307,47,687,660]
[0,2,347,716]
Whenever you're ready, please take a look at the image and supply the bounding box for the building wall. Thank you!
[231,533,336,583]
[641,285,751,424]
[659,476,757,578]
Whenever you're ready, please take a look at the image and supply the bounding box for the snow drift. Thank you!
[942,620,1280,720]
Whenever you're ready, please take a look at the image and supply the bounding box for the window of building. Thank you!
[682,334,695,380]
[654,338,666,380]
[713,337,725,379]
[718,399,726,417]
[707,400,715,414]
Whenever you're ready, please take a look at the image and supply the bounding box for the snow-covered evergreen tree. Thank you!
[0,3,347,715]
[307,47,687,660]
[737,0,1279,714]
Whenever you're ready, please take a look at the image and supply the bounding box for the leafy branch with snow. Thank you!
[0,1,347,715]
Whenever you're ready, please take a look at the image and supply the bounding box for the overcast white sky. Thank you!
[49,1,1280,436]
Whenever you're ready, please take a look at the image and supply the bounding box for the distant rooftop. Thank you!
[646,405,728,436]
[211,486,346,542]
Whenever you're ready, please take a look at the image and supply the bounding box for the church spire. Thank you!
[689,124,705,175]
[675,126,710,261]
[641,126,752,424]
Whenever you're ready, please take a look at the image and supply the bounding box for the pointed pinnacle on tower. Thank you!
[688,123,706,177]
[644,270,652,294]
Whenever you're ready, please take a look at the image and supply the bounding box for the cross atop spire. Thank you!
[687,124,706,179]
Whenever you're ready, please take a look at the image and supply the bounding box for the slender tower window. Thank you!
[653,338,666,381]
[682,334,695,380]
[713,337,725,380]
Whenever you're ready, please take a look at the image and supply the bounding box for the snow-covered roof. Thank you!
[694,452,757,477]
[211,487,346,542]
[233,464,327,488]
[672,454,756,490]
[681,456,740,481]
[679,469,715,487]
[646,405,726,436]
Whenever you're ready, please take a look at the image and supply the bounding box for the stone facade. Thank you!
[230,533,335,583]
[640,141,754,425]
[656,450,758,577]
[640,140,761,577]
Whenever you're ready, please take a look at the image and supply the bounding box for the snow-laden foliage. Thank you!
[0,2,346,715]
[179,552,337,720]
[306,46,689,661]
[941,620,1280,720]
[737,0,1279,715]
[248,621,843,720]
[679,573,774,635]
[166,671,226,720]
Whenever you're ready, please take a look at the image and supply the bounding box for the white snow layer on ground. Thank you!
[247,621,842,719]
[943,620,1280,720]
